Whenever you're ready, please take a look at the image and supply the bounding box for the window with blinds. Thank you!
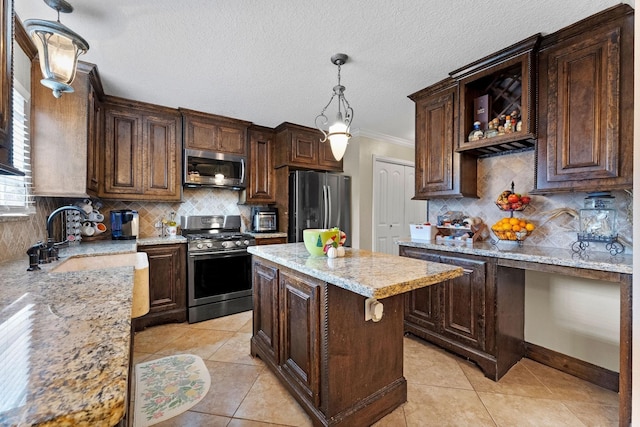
[0,82,34,216]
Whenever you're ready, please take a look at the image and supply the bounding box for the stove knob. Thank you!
[196,243,204,249]
[222,241,233,249]
[205,242,213,248]
[243,240,250,246]
[236,240,242,246]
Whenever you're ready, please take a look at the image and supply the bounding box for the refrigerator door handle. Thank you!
[322,185,328,229]
[326,185,332,228]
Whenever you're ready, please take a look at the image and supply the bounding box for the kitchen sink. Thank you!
[52,252,150,318]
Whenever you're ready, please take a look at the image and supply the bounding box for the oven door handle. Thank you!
[188,250,249,258]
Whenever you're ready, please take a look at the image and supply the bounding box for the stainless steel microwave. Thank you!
[184,149,246,189]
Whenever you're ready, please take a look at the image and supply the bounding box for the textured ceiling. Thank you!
[16,0,628,143]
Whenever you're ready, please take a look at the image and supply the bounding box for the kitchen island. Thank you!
[247,243,463,427]
[0,240,138,427]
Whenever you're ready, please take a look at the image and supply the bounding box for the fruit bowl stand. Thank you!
[491,182,533,247]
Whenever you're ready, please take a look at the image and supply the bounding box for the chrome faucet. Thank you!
[42,205,88,262]
[47,205,88,241]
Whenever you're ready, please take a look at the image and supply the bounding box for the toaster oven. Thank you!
[252,208,278,232]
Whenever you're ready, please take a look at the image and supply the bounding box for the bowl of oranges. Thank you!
[491,217,535,242]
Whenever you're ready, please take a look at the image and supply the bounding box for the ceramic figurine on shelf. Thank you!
[504,115,512,133]
[468,121,484,141]
[509,110,520,133]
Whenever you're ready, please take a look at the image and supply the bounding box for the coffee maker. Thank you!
[110,210,139,240]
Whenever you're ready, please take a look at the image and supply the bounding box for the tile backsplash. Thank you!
[426,150,633,254]
[1,150,633,262]
[0,197,56,262]
[0,189,254,262]
[96,188,253,238]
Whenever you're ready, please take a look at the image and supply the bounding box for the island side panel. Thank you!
[495,265,526,379]
[324,283,407,426]
[251,259,280,365]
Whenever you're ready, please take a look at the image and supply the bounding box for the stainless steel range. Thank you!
[181,215,256,323]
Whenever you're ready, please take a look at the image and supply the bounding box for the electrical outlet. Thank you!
[364,297,384,322]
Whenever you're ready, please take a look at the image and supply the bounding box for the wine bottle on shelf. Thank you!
[468,121,484,142]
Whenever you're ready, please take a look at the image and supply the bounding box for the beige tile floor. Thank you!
[132,311,619,427]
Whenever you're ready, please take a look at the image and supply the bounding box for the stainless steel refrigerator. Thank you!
[289,170,351,247]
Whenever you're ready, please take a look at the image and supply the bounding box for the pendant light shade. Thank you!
[315,54,354,161]
[328,119,349,160]
[24,0,89,98]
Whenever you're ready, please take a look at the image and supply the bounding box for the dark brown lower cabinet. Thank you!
[134,244,187,330]
[400,246,524,381]
[251,257,406,427]
[279,269,321,406]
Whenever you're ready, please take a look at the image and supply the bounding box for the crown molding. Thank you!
[351,128,414,148]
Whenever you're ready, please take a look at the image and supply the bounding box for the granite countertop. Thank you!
[137,235,187,246]
[0,240,139,427]
[248,242,463,299]
[397,239,632,275]
[246,231,288,239]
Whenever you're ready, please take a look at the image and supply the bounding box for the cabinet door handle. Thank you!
[462,268,474,275]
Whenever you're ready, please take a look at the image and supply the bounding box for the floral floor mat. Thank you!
[133,354,211,427]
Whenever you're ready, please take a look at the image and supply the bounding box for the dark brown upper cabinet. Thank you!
[102,96,182,201]
[409,78,477,199]
[534,4,633,193]
[274,122,343,172]
[31,62,104,198]
[181,108,251,156]
[242,125,276,204]
[451,34,540,157]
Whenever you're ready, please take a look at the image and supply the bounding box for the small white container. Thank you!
[410,224,437,241]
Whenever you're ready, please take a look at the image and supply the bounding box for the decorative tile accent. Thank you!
[425,151,633,254]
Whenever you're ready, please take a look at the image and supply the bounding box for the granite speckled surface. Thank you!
[0,240,138,427]
[247,231,288,239]
[137,235,187,246]
[248,243,464,299]
[397,239,632,275]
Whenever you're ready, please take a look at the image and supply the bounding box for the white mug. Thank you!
[88,211,104,222]
[81,222,95,236]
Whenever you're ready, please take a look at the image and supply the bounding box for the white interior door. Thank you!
[373,158,426,255]
[374,161,404,254]
[404,168,428,234]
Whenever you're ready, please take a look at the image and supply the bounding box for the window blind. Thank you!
[0,82,34,216]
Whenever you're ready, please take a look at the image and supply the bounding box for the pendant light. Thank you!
[24,0,89,98]
[315,53,354,161]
